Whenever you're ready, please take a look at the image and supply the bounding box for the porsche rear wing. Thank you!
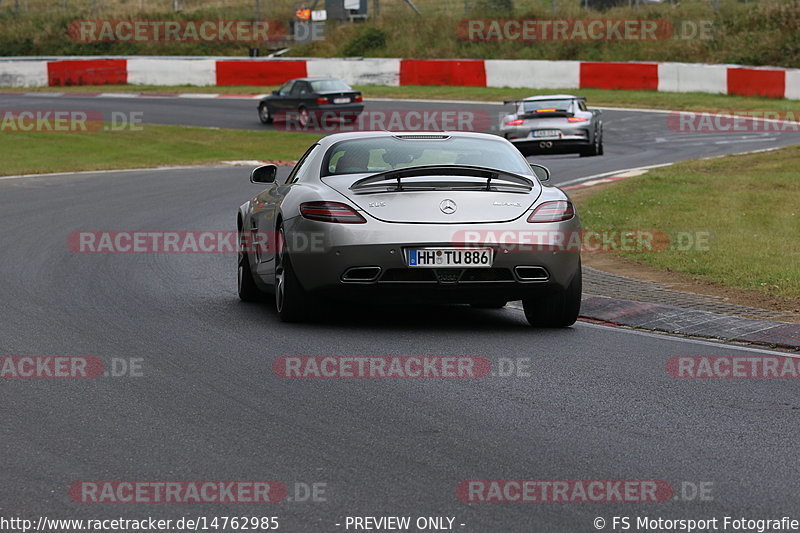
[521,110,573,119]
[349,165,535,193]
[503,97,587,105]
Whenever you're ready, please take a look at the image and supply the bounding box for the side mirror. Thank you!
[250,164,278,184]
[529,163,550,182]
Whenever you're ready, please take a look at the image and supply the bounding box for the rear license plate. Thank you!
[408,248,493,268]
[333,97,351,104]
[532,129,560,137]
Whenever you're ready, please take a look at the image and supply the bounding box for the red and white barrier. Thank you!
[727,66,786,99]
[128,58,215,86]
[0,60,49,87]
[485,60,580,89]
[787,70,800,100]
[47,59,127,86]
[0,56,798,100]
[307,58,401,86]
[657,62,727,94]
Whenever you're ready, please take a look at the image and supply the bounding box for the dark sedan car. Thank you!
[257,77,364,128]
[499,95,604,157]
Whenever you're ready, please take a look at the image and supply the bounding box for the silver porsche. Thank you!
[500,95,604,157]
[237,131,582,327]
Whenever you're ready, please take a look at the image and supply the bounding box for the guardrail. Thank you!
[1,57,797,100]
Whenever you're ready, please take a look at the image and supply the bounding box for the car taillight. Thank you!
[300,202,367,224]
[354,94,363,102]
[567,116,589,123]
[505,118,524,126]
[527,201,575,223]
[316,97,329,105]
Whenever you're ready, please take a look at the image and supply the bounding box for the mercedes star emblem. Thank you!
[439,199,457,215]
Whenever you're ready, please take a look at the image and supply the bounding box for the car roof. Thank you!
[314,131,509,149]
[521,94,582,101]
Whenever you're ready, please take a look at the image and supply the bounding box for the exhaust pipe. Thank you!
[341,266,382,282]
[515,266,550,281]
[539,141,553,149]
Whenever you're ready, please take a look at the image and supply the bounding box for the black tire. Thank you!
[470,301,507,309]
[522,266,582,327]
[258,104,273,124]
[579,128,603,157]
[238,238,263,302]
[274,225,310,322]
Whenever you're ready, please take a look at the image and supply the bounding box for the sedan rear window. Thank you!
[322,136,532,176]
[310,79,353,92]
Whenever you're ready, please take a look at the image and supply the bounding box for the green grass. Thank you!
[574,146,800,298]
[360,86,800,114]
[3,0,798,67]
[294,1,800,68]
[8,84,800,114]
[3,103,798,301]
[0,125,320,176]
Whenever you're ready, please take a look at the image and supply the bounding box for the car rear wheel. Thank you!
[580,129,603,157]
[274,225,310,322]
[258,104,273,124]
[522,266,582,327]
[238,235,264,302]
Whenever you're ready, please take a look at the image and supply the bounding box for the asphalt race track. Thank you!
[4,93,800,185]
[2,95,800,531]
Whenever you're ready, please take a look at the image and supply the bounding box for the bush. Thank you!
[474,0,514,14]
[340,26,387,57]
[584,0,626,12]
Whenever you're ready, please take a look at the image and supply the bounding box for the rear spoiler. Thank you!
[349,165,535,193]
[503,97,587,106]
[521,110,573,119]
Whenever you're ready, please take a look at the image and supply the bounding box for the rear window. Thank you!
[521,99,572,113]
[310,79,353,92]
[322,136,531,176]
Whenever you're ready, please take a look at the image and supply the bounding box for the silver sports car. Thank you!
[237,131,582,327]
[500,95,604,157]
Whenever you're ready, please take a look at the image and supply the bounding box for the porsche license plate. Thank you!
[533,129,560,138]
[333,97,351,104]
[408,248,493,268]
